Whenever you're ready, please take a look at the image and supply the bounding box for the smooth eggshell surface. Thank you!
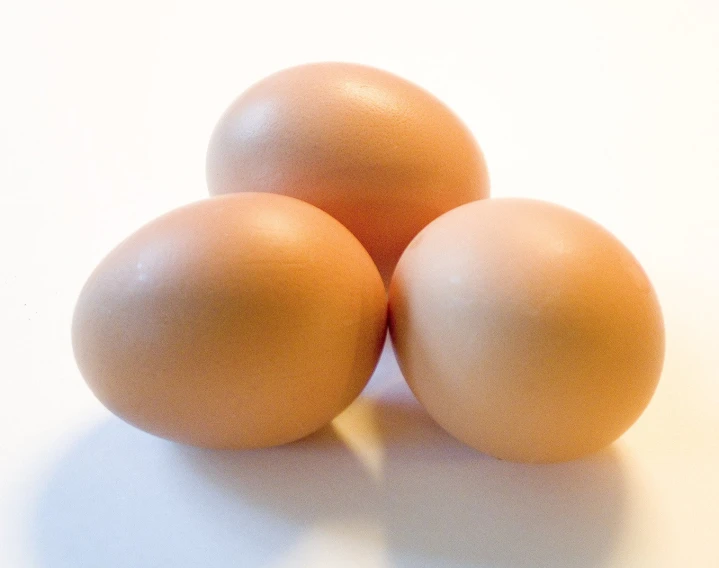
[206,62,490,283]
[72,193,388,449]
[389,198,665,463]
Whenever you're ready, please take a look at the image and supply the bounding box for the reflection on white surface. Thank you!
[31,347,629,568]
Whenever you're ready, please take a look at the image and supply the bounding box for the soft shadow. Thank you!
[32,345,627,568]
[176,424,380,526]
[31,417,374,568]
[375,398,627,568]
[371,347,628,567]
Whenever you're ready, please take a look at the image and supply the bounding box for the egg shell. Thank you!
[72,193,388,449]
[389,198,665,463]
[206,62,490,283]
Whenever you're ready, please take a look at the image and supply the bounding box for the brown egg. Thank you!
[206,62,489,283]
[72,193,387,449]
[389,198,665,463]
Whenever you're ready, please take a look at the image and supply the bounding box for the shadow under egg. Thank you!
[30,345,628,568]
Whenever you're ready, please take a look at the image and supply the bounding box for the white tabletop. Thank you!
[2,1,718,566]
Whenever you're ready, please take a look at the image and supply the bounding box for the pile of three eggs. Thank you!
[72,63,664,463]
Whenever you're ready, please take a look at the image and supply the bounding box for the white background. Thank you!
[1,0,718,566]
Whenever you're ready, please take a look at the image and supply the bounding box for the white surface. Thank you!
[1,1,718,566]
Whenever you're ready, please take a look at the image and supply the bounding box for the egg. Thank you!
[206,62,489,283]
[389,198,665,463]
[72,193,387,449]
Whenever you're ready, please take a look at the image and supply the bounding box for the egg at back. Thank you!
[206,62,490,283]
